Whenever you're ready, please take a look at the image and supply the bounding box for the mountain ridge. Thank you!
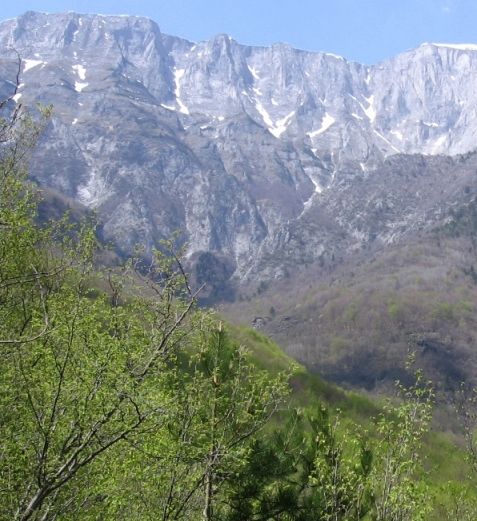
[1,11,477,293]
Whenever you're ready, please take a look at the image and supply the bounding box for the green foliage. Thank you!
[372,367,434,521]
[0,103,200,520]
[308,407,373,520]
[104,323,290,521]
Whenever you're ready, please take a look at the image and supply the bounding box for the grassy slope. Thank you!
[227,323,477,519]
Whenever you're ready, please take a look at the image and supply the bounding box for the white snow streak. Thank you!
[350,93,376,123]
[174,68,189,115]
[75,82,88,93]
[255,101,295,138]
[72,64,87,80]
[373,129,400,152]
[272,111,296,137]
[248,65,260,80]
[300,171,323,217]
[161,103,176,111]
[23,59,44,72]
[72,118,78,125]
[432,43,477,51]
[12,92,22,103]
[307,113,335,138]
[363,95,376,122]
[325,52,344,61]
[255,101,273,128]
[310,176,322,194]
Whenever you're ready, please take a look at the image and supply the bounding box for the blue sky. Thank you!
[2,0,477,63]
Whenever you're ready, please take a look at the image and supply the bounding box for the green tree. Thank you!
[104,321,289,521]
[0,98,201,519]
[309,407,372,521]
[371,368,434,521]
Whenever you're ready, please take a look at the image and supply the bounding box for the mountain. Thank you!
[2,11,477,299]
[3,11,477,391]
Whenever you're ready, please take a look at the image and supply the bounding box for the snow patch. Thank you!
[363,95,376,122]
[255,101,274,129]
[272,111,295,137]
[307,113,335,138]
[422,121,439,128]
[217,116,225,121]
[12,92,22,103]
[72,118,78,125]
[351,113,363,120]
[72,64,87,80]
[174,68,190,115]
[310,176,322,194]
[23,59,44,72]
[271,98,279,106]
[75,82,88,93]
[325,52,344,61]
[300,170,323,216]
[248,65,260,80]
[432,43,477,51]
[255,102,295,138]
[161,103,176,111]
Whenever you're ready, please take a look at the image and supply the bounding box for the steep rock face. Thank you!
[370,43,477,156]
[1,11,477,288]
